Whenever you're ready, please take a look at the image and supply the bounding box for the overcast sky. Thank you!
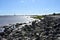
[0,0,60,15]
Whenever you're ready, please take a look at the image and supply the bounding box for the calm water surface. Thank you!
[0,15,35,26]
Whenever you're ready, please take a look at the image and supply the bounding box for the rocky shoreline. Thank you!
[0,16,60,40]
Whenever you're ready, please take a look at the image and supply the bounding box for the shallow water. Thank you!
[0,15,34,26]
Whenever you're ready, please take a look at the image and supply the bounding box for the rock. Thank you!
[0,16,60,40]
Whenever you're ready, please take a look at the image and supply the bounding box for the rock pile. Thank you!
[0,16,60,40]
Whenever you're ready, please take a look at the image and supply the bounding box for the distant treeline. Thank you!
[53,13,60,15]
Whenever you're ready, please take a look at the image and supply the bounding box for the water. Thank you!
[0,15,35,26]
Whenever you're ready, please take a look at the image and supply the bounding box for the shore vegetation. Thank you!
[33,15,44,19]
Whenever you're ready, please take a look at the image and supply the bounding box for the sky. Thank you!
[0,0,60,15]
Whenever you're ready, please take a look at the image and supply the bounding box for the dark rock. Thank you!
[0,16,60,40]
